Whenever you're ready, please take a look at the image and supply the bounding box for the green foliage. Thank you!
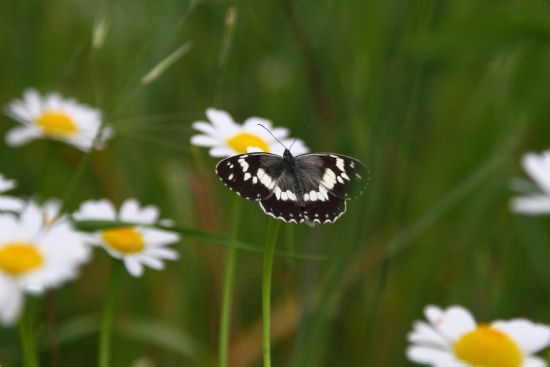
[1,0,550,366]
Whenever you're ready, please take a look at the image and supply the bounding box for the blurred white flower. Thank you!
[4,88,113,151]
[407,305,550,367]
[190,108,309,157]
[0,202,91,326]
[74,199,180,277]
[510,151,550,215]
[0,173,24,212]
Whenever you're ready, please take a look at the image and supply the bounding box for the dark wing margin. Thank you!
[260,195,346,224]
[215,153,283,201]
[295,153,369,200]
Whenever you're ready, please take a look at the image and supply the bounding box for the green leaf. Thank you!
[72,220,326,261]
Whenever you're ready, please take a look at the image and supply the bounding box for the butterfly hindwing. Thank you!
[259,193,346,224]
[215,153,283,201]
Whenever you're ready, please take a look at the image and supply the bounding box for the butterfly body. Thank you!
[216,149,368,224]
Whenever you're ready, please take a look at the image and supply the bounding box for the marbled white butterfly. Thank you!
[215,128,369,224]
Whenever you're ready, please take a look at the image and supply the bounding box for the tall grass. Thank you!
[1,0,550,366]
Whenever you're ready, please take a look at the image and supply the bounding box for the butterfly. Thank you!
[215,138,369,224]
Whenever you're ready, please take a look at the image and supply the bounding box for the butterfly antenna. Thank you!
[257,124,288,150]
[288,136,298,151]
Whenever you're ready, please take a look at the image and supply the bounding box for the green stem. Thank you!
[218,199,242,367]
[98,261,122,367]
[59,151,93,215]
[39,143,54,200]
[18,300,39,367]
[262,220,281,367]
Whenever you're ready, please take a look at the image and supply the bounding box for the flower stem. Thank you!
[262,219,281,367]
[98,261,122,367]
[18,299,39,367]
[218,199,242,367]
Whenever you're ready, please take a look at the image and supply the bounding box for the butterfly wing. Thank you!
[258,153,368,224]
[295,153,369,200]
[259,192,346,224]
[215,153,284,201]
[217,152,369,225]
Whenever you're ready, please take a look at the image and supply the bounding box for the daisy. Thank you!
[510,151,550,215]
[190,108,309,157]
[4,88,113,151]
[0,173,24,212]
[407,305,550,367]
[0,202,90,325]
[73,199,181,277]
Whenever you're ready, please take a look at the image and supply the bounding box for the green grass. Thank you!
[2,0,550,366]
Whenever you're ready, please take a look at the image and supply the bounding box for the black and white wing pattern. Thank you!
[215,151,369,224]
[215,153,284,201]
[295,153,369,200]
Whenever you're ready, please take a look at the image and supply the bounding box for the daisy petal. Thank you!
[0,196,25,212]
[141,228,180,246]
[73,199,117,221]
[210,147,236,157]
[406,346,461,367]
[140,256,165,270]
[190,135,221,147]
[146,247,179,260]
[120,199,159,223]
[124,257,144,277]
[192,121,218,136]
[242,117,273,132]
[23,89,42,116]
[523,152,550,195]
[492,319,550,355]
[6,101,35,124]
[510,195,550,214]
[206,108,239,135]
[0,276,24,326]
[408,321,449,349]
[426,305,476,341]
[5,126,41,146]
[522,356,546,367]
[19,202,43,235]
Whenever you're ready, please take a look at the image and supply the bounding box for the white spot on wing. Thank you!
[336,157,345,172]
[244,173,251,181]
[309,190,318,201]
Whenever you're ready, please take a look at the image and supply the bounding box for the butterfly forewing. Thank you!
[215,153,283,201]
[295,153,369,200]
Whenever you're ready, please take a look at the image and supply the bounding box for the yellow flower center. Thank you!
[101,227,145,254]
[36,111,78,136]
[226,132,270,154]
[454,325,523,367]
[0,243,44,276]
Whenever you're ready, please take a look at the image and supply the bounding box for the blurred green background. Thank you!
[2,0,550,366]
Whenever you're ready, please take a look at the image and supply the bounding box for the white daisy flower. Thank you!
[190,108,309,157]
[73,199,181,277]
[407,305,550,367]
[4,88,113,152]
[0,202,91,325]
[0,173,24,213]
[510,151,550,215]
